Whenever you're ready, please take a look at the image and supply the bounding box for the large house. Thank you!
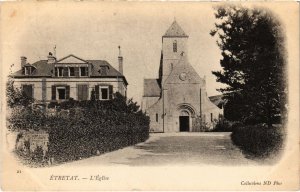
[11,50,127,103]
[142,20,223,132]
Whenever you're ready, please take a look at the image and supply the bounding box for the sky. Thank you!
[1,2,298,105]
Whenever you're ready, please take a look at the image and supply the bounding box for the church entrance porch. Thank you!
[176,104,196,132]
[179,116,189,132]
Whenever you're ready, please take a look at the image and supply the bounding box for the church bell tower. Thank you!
[161,20,189,85]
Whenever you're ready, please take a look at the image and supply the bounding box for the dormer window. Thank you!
[69,67,75,77]
[173,40,177,52]
[55,67,64,77]
[24,67,31,75]
[100,66,109,75]
[24,66,34,75]
[80,67,88,77]
[54,65,88,77]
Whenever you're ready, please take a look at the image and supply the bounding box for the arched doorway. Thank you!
[179,110,189,132]
[177,104,196,132]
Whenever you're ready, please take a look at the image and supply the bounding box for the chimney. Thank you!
[21,56,27,67]
[118,46,123,74]
[47,52,56,64]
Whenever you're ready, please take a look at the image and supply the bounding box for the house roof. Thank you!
[88,60,122,77]
[24,63,35,67]
[12,60,53,77]
[143,79,161,97]
[56,54,88,63]
[10,54,128,85]
[163,20,188,37]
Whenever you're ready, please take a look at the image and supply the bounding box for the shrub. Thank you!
[214,120,232,132]
[231,124,284,158]
[9,92,150,164]
[213,120,243,132]
[7,106,47,131]
[6,77,34,108]
[47,102,58,109]
[46,93,149,163]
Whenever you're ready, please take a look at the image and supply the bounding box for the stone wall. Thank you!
[16,130,49,155]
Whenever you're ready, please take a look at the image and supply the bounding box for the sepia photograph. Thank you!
[1,1,299,191]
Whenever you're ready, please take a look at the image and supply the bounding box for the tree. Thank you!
[210,6,286,127]
[6,64,34,107]
[6,77,34,107]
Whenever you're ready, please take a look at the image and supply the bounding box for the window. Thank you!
[173,40,177,52]
[55,67,64,77]
[57,87,66,100]
[100,87,109,100]
[100,66,108,75]
[95,85,112,100]
[22,85,33,98]
[52,85,70,100]
[80,67,88,77]
[156,113,158,122]
[170,63,173,71]
[69,67,75,77]
[211,113,213,122]
[55,67,78,77]
[24,67,32,75]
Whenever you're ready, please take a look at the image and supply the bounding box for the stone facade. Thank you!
[11,51,128,103]
[142,20,223,132]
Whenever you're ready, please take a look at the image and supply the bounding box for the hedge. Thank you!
[231,124,284,158]
[8,93,150,164]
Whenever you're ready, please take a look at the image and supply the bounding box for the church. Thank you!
[142,20,223,132]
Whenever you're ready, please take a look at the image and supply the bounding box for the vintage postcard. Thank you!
[0,1,299,191]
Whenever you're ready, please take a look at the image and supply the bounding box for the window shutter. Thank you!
[75,67,80,77]
[78,84,88,100]
[23,85,33,98]
[31,85,34,99]
[77,85,83,100]
[23,85,27,96]
[66,86,70,99]
[42,78,46,101]
[63,67,69,77]
[95,85,99,100]
[109,85,113,100]
[82,85,88,100]
[51,85,56,100]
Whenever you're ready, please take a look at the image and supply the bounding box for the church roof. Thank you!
[143,79,161,97]
[163,20,188,37]
[209,95,225,109]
